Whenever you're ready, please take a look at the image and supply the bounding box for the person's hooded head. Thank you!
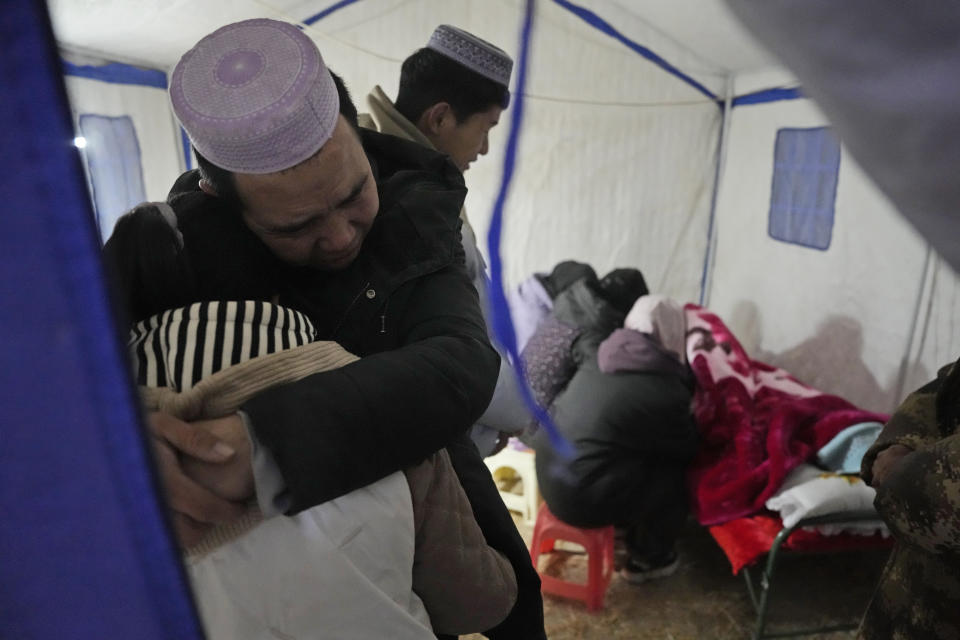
[536,261,597,299]
[624,294,686,363]
[395,25,513,172]
[170,19,376,272]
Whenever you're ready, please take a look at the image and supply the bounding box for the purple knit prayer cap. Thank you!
[427,25,513,88]
[169,18,339,174]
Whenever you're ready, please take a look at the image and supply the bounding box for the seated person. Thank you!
[521,267,648,436]
[104,202,517,639]
[511,261,598,352]
[530,294,698,583]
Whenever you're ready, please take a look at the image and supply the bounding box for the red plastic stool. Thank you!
[529,503,615,612]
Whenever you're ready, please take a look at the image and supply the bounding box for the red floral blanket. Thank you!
[684,305,887,525]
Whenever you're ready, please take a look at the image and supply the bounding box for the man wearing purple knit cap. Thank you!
[145,18,543,640]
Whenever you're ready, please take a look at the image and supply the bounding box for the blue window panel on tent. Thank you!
[768,127,840,251]
[78,113,146,240]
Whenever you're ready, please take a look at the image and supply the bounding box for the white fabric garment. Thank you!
[187,471,434,640]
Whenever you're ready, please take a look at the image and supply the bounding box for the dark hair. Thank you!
[330,70,360,128]
[194,69,360,209]
[597,268,649,315]
[395,48,510,125]
[102,203,199,324]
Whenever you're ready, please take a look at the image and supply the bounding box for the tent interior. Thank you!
[50,0,960,416]
[19,0,957,636]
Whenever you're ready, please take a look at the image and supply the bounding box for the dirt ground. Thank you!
[466,517,890,640]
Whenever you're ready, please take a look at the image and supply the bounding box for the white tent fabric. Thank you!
[708,70,934,413]
[47,0,960,412]
[902,255,960,394]
[63,52,185,238]
[706,68,960,413]
[465,1,723,299]
[725,0,960,278]
[46,0,775,71]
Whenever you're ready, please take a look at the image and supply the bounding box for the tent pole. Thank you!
[699,74,733,307]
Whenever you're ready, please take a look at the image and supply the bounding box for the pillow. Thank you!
[765,464,888,536]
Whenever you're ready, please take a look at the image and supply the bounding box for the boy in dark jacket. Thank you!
[359,25,531,458]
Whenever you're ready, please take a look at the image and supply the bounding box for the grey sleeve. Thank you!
[461,222,533,443]
[460,222,489,307]
[477,356,531,436]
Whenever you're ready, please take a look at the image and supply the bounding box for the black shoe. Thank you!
[619,550,679,584]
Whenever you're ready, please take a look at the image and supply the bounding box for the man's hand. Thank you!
[148,412,248,547]
[171,513,215,549]
[181,415,255,502]
[870,443,914,487]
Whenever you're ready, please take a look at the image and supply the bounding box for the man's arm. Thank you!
[872,434,960,555]
[862,374,945,484]
[243,264,500,513]
[863,361,960,555]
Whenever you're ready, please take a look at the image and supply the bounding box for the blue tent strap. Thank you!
[304,0,364,25]
[62,59,167,89]
[732,86,803,107]
[551,0,718,102]
[486,0,573,458]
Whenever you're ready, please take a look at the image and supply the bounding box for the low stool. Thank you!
[484,442,539,525]
[529,503,615,612]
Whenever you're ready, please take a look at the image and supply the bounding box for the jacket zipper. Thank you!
[380,298,391,334]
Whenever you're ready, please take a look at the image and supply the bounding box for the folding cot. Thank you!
[709,511,893,639]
